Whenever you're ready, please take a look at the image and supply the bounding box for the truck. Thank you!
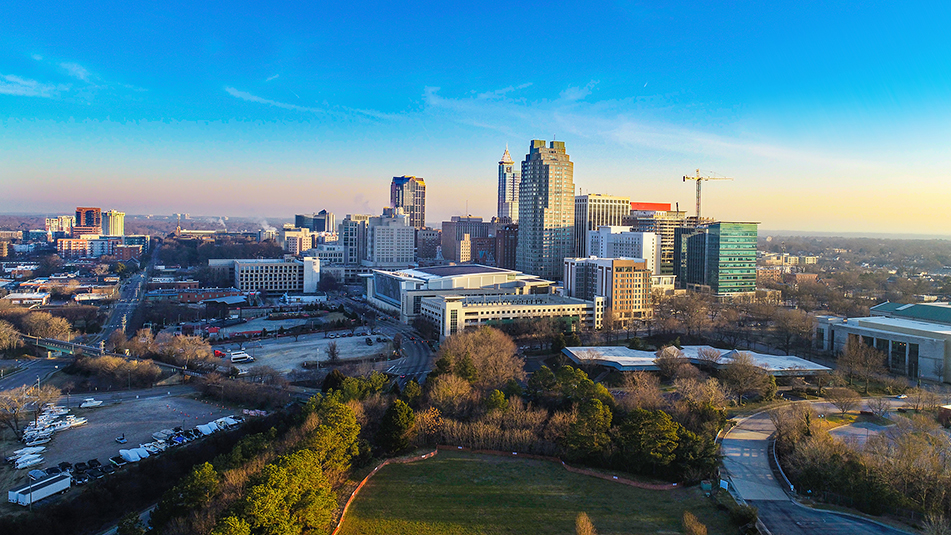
[8,473,71,506]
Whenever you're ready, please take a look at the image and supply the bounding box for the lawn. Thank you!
[337,450,736,535]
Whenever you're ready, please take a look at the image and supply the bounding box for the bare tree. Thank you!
[865,396,891,419]
[326,341,340,364]
[826,387,860,414]
[695,347,723,369]
[0,320,22,352]
[22,311,73,340]
[721,352,771,404]
[654,345,687,380]
[620,371,666,411]
[438,327,524,390]
[0,386,31,438]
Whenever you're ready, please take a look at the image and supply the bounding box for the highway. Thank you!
[0,357,69,391]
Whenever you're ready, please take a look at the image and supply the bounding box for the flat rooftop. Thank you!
[563,345,830,376]
[850,316,951,336]
[410,264,513,278]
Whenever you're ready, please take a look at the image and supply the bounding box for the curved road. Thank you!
[721,410,910,535]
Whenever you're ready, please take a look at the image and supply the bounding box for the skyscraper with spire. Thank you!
[497,145,520,222]
[516,140,574,280]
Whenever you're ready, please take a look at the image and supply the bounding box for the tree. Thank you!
[438,326,524,390]
[565,398,612,460]
[28,384,60,425]
[773,308,814,355]
[654,345,688,381]
[151,462,220,531]
[401,379,422,407]
[527,365,557,399]
[682,511,707,535]
[613,408,680,473]
[377,399,416,453]
[484,389,508,412]
[326,341,340,364]
[0,320,21,352]
[321,369,346,392]
[429,374,472,416]
[866,396,891,419]
[0,386,31,438]
[720,352,771,404]
[116,512,147,535]
[838,337,886,393]
[620,372,666,411]
[576,512,598,535]
[826,387,860,414]
[22,311,72,340]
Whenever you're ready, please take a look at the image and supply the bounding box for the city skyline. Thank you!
[2,3,950,236]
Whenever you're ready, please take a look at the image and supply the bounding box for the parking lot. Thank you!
[221,330,393,374]
[1,393,234,501]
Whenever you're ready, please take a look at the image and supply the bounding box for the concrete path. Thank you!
[721,409,910,535]
[721,411,788,501]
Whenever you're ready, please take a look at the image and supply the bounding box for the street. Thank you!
[721,409,910,535]
[0,357,69,391]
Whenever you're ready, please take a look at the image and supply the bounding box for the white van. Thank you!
[230,351,255,363]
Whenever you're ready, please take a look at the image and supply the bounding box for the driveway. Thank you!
[721,410,910,535]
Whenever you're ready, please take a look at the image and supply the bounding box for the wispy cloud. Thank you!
[477,83,532,100]
[60,62,91,82]
[225,87,327,113]
[0,74,68,98]
[421,85,876,170]
[31,54,43,61]
[265,74,280,82]
[119,83,148,92]
[558,80,598,102]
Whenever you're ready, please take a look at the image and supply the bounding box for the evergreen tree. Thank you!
[377,399,416,453]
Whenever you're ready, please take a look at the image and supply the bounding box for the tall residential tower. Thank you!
[516,140,574,280]
[390,175,427,229]
[497,146,520,222]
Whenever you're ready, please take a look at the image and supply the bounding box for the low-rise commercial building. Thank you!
[816,302,951,383]
[366,264,555,323]
[1,292,50,307]
[422,293,604,339]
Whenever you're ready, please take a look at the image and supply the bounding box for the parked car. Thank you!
[46,466,62,476]
[115,434,127,444]
[87,468,104,479]
[110,456,127,467]
[87,459,101,469]
[73,462,88,473]
[58,461,72,473]
[73,473,89,486]
[101,465,115,475]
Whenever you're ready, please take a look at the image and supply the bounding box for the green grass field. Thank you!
[337,451,736,535]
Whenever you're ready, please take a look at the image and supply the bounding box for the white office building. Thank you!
[587,226,660,274]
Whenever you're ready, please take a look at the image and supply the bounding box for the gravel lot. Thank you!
[219,331,393,374]
[1,393,234,497]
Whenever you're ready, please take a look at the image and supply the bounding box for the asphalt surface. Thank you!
[90,267,149,345]
[0,358,69,391]
[721,408,910,535]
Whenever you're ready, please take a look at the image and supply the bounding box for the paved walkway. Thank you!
[721,409,910,535]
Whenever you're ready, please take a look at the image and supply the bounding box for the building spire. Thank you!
[500,145,514,164]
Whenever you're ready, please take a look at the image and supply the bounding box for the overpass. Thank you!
[18,334,187,374]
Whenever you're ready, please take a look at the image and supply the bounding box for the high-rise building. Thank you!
[673,221,758,296]
[295,210,335,232]
[441,216,498,264]
[364,209,416,268]
[587,226,660,274]
[495,223,518,270]
[338,214,370,265]
[73,207,102,237]
[497,146,520,222]
[390,176,427,229]
[574,194,630,257]
[564,257,653,327]
[102,210,125,236]
[624,203,686,275]
[516,140,574,280]
[416,228,441,261]
[45,215,73,235]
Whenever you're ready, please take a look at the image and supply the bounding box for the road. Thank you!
[0,357,69,391]
[722,410,910,535]
[90,264,150,345]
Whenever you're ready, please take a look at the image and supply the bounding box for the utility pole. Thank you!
[682,169,733,219]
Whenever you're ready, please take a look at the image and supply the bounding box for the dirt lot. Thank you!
[218,331,393,374]
[0,392,234,500]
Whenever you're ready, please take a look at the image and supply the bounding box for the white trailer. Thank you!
[8,473,71,506]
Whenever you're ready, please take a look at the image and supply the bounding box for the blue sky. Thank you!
[2,1,950,234]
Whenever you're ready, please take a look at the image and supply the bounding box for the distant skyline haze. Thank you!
[1,2,949,236]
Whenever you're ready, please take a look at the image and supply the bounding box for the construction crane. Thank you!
[682,169,733,219]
